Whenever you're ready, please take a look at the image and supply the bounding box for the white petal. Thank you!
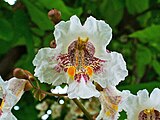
[94,52,128,88]
[150,88,160,109]
[0,77,17,108]
[84,16,112,59]
[7,77,26,103]
[123,93,139,120]
[54,15,112,59]
[0,77,26,119]
[67,76,100,99]
[123,89,160,120]
[0,111,17,120]
[54,15,84,54]
[33,47,67,85]
[0,76,6,98]
[137,89,150,105]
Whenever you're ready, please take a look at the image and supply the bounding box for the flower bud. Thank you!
[24,81,33,91]
[50,40,56,48]
[13,68,28,79]
[48,9,61,24]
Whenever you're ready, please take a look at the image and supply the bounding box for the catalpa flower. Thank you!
[96,86,130,120]
[0,76,27,120]
[123,88,160,120]
[33,15,128,99]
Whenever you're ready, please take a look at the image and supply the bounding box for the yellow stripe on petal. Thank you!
[0,99,5,109]
[67,66,76,79]
[106,111,111,116]
[111,104,118,111]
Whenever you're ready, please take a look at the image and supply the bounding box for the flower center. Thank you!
[55,37,105,82]
[138,108,160,120]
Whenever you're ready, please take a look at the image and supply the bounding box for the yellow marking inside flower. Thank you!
[0,99,5,109]
[67,66,76,79]
[111,104,118,111]
[86,66,93,76]
[144,108,155,115]
[106,111,111,116]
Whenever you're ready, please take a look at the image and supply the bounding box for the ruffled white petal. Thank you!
[93,52,128,88]
[0,76,26,120]
[84,16,112,59]
[54,15,112,59]
[67,76,100,99]
[150,88,160,110]
[33,47,67,85]
[7,77,26,104]
[123,88,160,120]
[54,15,84,54]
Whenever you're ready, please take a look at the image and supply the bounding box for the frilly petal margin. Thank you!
[150,88,160,109]
[67,76,100,99]
[93,52,128,88]
[54,15,112,59]
[122,88,160,120]
[84,16,112,59]
[32,47,67,85]
[54,15,83,54]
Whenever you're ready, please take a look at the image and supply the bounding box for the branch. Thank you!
[28,78,67,97]
[0,46,27,79]
[73,99,93,120]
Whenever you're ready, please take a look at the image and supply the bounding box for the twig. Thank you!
[73,98,93,120]
[28,78,67,97]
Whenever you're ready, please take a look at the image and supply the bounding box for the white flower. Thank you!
[123,88,160,120]
[96,86,130,120]
[33,15,128,99]
[0,76,27,120]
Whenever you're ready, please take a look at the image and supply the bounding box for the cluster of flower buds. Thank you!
[13,68,34,91]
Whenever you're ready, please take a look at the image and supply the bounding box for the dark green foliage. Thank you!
[0,0,160,119]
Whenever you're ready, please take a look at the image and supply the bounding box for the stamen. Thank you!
[56,37,105,83]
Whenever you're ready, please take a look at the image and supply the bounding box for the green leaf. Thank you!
[136,45,152,78]
[126,0,149,14]
[129,25,160,43]
[152,59,160,76]
[100,0,124,27]
[118,81,160,94]
[38,0,82,20]
[0,41,11,54]
[0,18,13,41]
[22,0,52,30]
[13,10,35,72]
[31,28,45,36]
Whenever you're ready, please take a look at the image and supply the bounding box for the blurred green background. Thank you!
[0,0,160,119]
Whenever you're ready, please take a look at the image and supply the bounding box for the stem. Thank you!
[28,79,67,97]
[28,79,92,119]
[73,98,93,120]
